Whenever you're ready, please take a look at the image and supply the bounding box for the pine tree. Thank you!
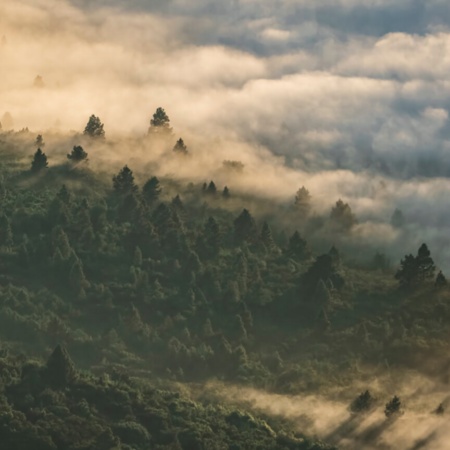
[350,390,375,413]
[31,148,48,172]
[435,271,447,288]
[294,186,311,215]
[113,165,138,195]
[260,221,276,252]
[173,138,188,154]
[384,395,402,418]
[222,186,230,199]
[67,145,88,163]
[416,243,435,282]
[142,176,161,204]
[234,209,257,244]
[330,199,357,230]
[35,134,45,148]
[287,231,310,261]
[45,344,77,387]
[206,181,217,195]
[83,114,105,138]
[148,107,172,134]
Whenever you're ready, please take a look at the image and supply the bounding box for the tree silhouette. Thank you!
[350,390,375,413]
[35,134,45,148]
[385,395,402,418]
[83,115,105,138]
[395,243,435,288]
[206,181,217,195]
[149,107,172,134]
[287,231,310,261]
[435,271,447,288]
[416,243,435,282]
[113,166,138,195]
[142,176,161,204]
[45,344,77,387]
[330,199,357,230]
[294,186,311,215]
[31,148,48,172]
[67,145,88,163]
[234,209,257,244]
[173,138,188,154]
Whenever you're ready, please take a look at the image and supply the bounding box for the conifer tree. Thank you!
[148,107,172,134]
[287,231,310,260]
[31,148,48,172]
[330,199,357,230]
[206,181,217,195]
[222,186,230,199]
[234,209,257,244]
[260,221,276,252]
[83,114,105,138]
[142,176,161,204]
[294,186,311,215]
[435,271,447,288]
[113,165,138,195]
[35,134,45,148]
[67,145,88,163]
[45,344,77,387]
[385,396,402,418]
[173,138,188,154]
[416,243,435,282]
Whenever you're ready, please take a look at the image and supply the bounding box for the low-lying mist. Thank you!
[200,374,450,450]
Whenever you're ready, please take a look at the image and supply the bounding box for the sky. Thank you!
[2,0,450,268]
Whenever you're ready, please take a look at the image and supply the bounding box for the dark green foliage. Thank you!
[435,271,447,288]
[222,186,230,198]
[350,390,375,413]
[330,199,357,230]
[149,107,171,133]
[31,148,48,172]
[234,209,257,245]
[395,254,417,288]
[395,243,435,288]
[287,231,310,261]
[416,243,435,282]
[261,221,276,252]
[113,166,138,195]
[83,115,105,138]
[303,250,344,292]
[294,186,311,215]
[67,145,88,163]
[173,138,188,154]
[45,344,77,387]
[142,176,161,204]
[384,395,402,418]
[35,134,45,148]
[206,181,217,195]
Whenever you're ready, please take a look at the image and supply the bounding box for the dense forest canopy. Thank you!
[0,117,449,448]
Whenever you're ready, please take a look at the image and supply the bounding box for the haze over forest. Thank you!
[1,1,450,449]
[3,0,450,269]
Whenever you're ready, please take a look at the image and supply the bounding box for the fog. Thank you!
[202,375,450,450]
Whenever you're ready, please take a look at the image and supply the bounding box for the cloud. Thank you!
[3,0,450,272]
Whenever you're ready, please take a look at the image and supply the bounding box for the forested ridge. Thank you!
[0,115,449,449]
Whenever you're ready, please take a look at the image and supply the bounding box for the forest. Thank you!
[0,110,449,449]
